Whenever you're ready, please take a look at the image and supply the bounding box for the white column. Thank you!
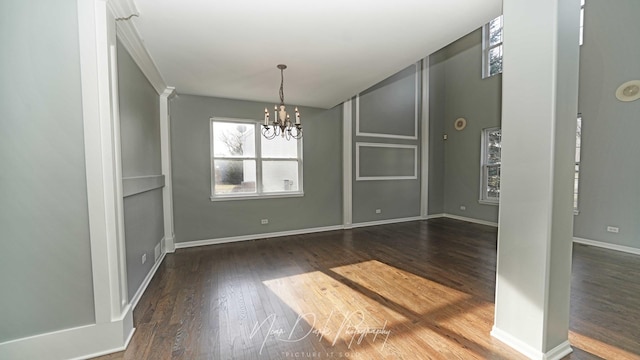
[343,99,353,228]
[160,87,177,252]
[420,57,430,219]
[492,0,581,359]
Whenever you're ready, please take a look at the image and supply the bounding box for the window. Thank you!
[579,0,585,45]
[480,127,501,204]
[210,118,302,200]
[483,15,503,78]
[574,115,582,213]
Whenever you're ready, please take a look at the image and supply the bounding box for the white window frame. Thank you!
[579,0,585,46]
[574,114,582,214]
[479,127,501,205]
[210,117,303,201]
[482,15,503,79]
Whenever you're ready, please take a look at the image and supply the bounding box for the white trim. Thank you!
[113,12,166,95]
[107,0,138,20]
[420,57,430,218]
[0,313,134,360]
[122,175,165,197]
[573,237,640,256]
[491,327,571,360]
[351,216,424,229]
[343,99,353,228]
[160,87,176,252]
[174,217,439,249]
[355,63,420,140]
[175,225,344,249]
[440,214,499,227]
[130,250,166,310]
[109,28,129,310]
[425,213,499,227]
[355,142,418,181]
[544,341,573,360]
[77,0,128,323]
[491,326,544,360]
[210,192,304,201]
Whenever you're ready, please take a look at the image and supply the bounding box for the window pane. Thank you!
[575,117,582,162]
[487,165,501,199]
[214,159,256,194]
[262,161,299,193]
[489,46,503,76]
[574,164,580,209]
[213,122,255,157]
[489,16,503,46]
[262,135,298,158]
[487,129,502,164]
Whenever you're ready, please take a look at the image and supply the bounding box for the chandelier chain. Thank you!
[279,67,285,105]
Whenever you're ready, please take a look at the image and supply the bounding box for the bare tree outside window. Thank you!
[483,15,503,78]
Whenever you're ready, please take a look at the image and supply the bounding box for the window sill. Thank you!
[210,192,304,202]
[478,199,499,206]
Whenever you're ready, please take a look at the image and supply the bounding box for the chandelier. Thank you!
[262,64,302,140]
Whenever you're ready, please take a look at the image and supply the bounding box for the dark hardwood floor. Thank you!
[95,218,640,359]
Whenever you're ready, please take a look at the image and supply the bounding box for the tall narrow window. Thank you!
[483,15,503,78]
[211,118,303,200]
[580,0,585,45]
[480,127,502,204]
[574,115,582,213]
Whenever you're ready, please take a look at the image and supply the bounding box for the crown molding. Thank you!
[111,1,168,95]
[107,0,138,20]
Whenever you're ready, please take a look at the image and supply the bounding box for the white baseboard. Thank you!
[174,214,500,250]
[425,213,498,227]
[130,250,166,311]
[350,216,424,229]
[491,326,542,359]
[175,225,344,249]
[164,234,175,253]
[0,310,134,360]
[425,213,445,219]
[491,327,572,360]
[573,237,640,256]
[544,341,573,360]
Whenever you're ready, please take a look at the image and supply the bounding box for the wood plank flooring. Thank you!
[94,218,640,359]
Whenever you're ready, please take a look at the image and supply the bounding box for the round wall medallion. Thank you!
[615,80,640,102]
[454,117,467,131]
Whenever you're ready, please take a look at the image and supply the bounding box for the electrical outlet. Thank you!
[443,134,448,140]
[460,205,466,211]
[141,253,147,264]
[375,209,381,214]
[261,219,269,225]
[607,226,619,233]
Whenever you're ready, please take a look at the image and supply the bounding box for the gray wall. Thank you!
[353,65,422,223]
[117,41,164,299]
[428,29,502,223]
[574,0,640,249]
[170,95,342,242]
[0,0,95,342]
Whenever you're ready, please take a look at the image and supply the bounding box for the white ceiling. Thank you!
[132,0,502,109]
